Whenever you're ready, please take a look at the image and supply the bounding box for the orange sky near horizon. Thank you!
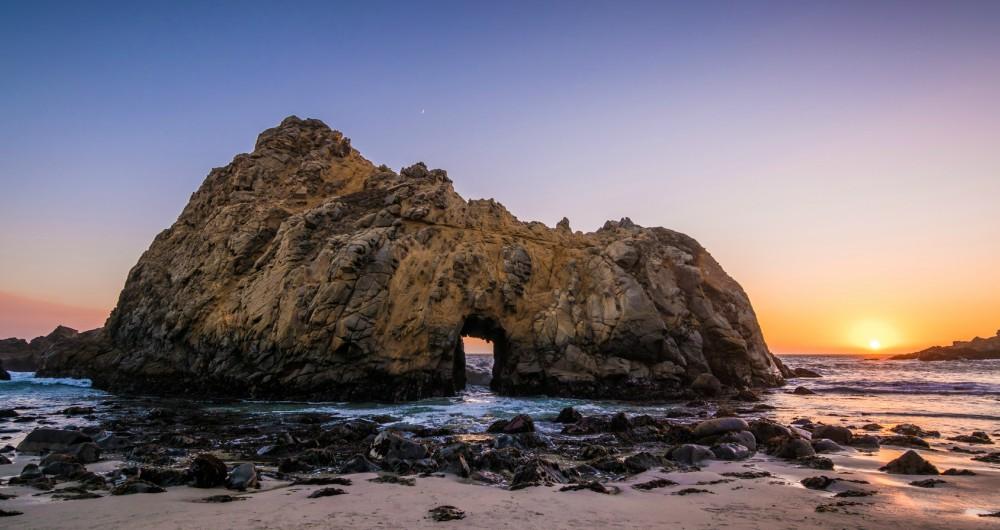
[3,283,997,356]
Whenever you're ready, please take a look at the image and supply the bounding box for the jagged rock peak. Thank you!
[39,116,787,401]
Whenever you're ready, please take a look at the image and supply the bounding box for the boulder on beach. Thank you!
[692,417,749,438]
[792,386,816,395]
[35,117,788,402]
[811,439,844,453]
[189,454,228,488]
[772,437,815,459]
[718,430,757,452]
[711,443,751,460]
[226,463,259,491]
[555,407,582,424]
[812,425,853,445]
[669,444,714,465]
[790,367,822,378]
[16,429,93,454]
[890,424,939,438]
[487,414,535,434]
[879,450,939,475]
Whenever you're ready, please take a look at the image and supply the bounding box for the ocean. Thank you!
[2,355,998,444]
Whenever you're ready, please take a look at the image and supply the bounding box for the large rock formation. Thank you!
[0,326,80,371]
[39,117,787,401]
[891,330,1000,361]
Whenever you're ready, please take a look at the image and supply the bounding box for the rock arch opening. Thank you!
[454,315,509,392]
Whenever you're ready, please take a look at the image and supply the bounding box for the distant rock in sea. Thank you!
[38,116,788,401]
[890,330,1000,361]
[0,326,80,371]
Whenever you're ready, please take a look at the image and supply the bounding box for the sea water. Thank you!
[2,355,998,441]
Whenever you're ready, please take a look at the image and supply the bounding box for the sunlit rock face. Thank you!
[39,117,786,401]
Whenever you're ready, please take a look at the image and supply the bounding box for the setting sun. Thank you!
[868,339,882,350]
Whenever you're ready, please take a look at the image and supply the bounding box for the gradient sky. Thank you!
[2,1,998,353]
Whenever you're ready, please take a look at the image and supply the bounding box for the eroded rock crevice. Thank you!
[39,116,787,400]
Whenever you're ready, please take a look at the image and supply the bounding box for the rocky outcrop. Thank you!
[0,326,80,371]
[38,116,786,401]
[0,359,8,380]
[891,330,1000,361]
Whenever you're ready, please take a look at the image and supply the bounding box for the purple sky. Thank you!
[2,1,999,352]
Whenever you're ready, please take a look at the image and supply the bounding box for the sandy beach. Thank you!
[3,441,998,530]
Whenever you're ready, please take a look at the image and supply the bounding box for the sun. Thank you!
[868,339,882,351]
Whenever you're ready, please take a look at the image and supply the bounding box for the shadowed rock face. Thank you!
[39,117,787,401]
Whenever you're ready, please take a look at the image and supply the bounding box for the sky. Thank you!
[1,1,998,353]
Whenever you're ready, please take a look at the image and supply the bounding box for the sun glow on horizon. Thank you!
[868,339,881,351]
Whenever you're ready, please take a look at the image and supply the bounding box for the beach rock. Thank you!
[669,444,714,465]
[19,463,44,480]
[40,454,85,477]
[36,117,787,402]
[0,409,17,418]
[948,431,992,444]
[792,386,816,395]
[369,431,430,464]
[772,437,815,459]
[0,455,9,465]
[504,414,536,434]
[798,456,834,470]
[16,428,92,454]
[851,434,881,449]
[623,451,665,473]
[718,430,757,452]
[560,481,616,494]
[62,406,95,416]
[812,425,853,445]
[880,450,939,475]
[732,388,760,402]
[790,367,822,378]
[811,439,843,453]
[633,477,679,490]
[971,452,1000,464]
[609,412,633,432]
[428,506,466,522]
[0,360,8,380]
[66,442,102,463]
[111,478,166,495]
[890,424,939,438]
[910,479,947,488]
[801,476,835,490]
[555,407,582,424]
[941,468,976,476]
[340,454,380,473]
[0,326,78,372]
[139,467,191,487]
[880,435,930,448]
[861,423,883,431]
[308,487,347,498]
[226,463,259,491]
[693,417,749,438]
[189,453,228,488]
[711,443,751,460]
[748,419,791,444]
[94,433,132,451]
[510,458,566,490]
[581,445,610,460]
